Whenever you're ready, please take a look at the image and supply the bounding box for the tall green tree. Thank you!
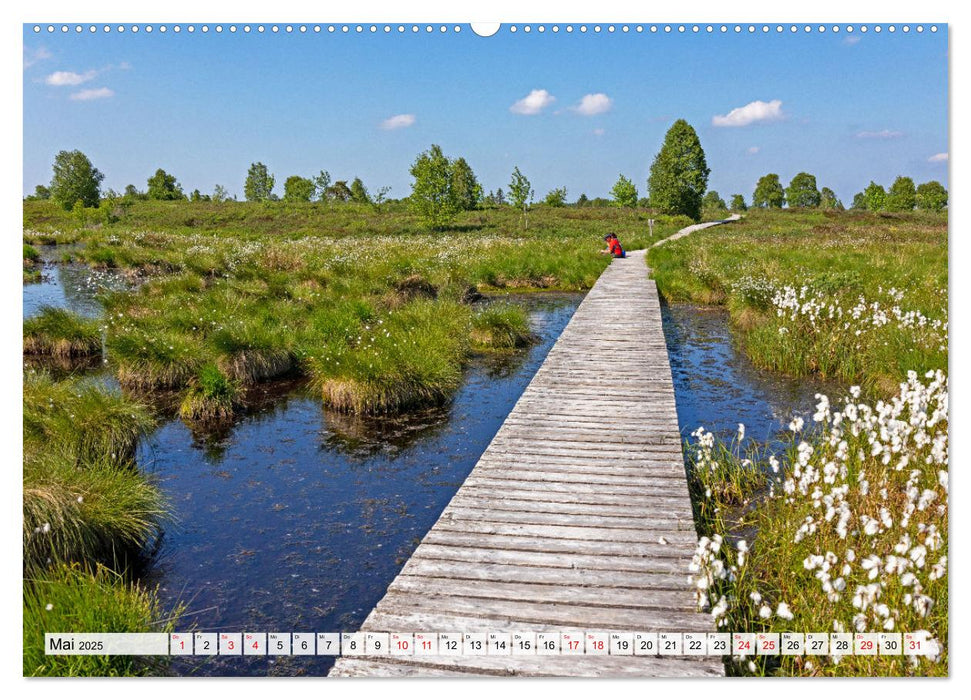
[244,162,275,202]
[543,187,568,207]
[885,176,917,212]
[752,174,786,208]
[147,168,184,200]
[785,172,821,208]
[451,157,482,211]
[508,166,534,229]
[851,192,867,210]
[212,184,229,203]
[647,119,710,221]
[350,177,370,204]
[409,144,461,229]
[313,170,332,202]
[576,193,589,208]
[610,174,638,208]
[819,187,843,210]
[49,150,104,210]
[729,194,747,211]
[915,181,948,211]
[28,185,51,200]
[702,190,727,211]
[863,181,887,211]
[283,175,316,202]
[327,181,352,202]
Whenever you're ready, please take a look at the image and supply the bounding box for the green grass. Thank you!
[24,372,154,466]
[179,364,242,422]
[24,199,691,417]
[471,303,537,351]
[24,563,181,676]
[23,307,102,358]
[309,299,471,413]
[648,209,947,395]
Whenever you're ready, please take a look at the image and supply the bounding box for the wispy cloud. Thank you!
[712,99,784,127]
[843,35,862,46]
[24,46,52,69]
[593,128,605,136]
[380,113,416,130]
[510,89,555,115]
[928,152,948,162]
[747,146,760,155]
[46,69,98,86]
[572,93,613,116]
[70,87,114,101]
[856,129,904,140]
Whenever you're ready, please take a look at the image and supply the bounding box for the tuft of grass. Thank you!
[470,303,537,351]
[23,307,102,358]
[179,364,242,423]
[24,243,41,263]
[23,450,169,572]
[109,328,204,391]
[24,372,154,466]
[310,299,470,414]
[24,563,181,677]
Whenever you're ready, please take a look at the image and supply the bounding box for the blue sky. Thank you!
[22,24,948,204]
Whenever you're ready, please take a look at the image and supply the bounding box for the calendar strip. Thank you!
[45,631,940,657]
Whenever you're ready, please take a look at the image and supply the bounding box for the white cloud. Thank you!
[747,146,760,155]
[510,89,555,115]
[24,46,52,68]
[843,35,862,46]
[928,152,948,162]
[46,69,98,86]
[70,87,114,101]
[573,93,613,116]
[380,113,416,130]
[593,128,605,136]
[856,129,904,140]
[713,99,784,127]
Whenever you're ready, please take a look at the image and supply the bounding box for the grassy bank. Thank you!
[648,209,947,396]
[23,372,171,676]
[25,200,690,420]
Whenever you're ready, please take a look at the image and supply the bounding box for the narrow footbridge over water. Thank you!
[331,243,727,677]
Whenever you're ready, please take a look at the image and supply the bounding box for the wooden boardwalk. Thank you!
[330,249,722,677]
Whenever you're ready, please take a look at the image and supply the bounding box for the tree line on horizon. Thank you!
[28,124,947,230]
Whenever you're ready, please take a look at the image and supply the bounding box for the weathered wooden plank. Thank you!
[388,576,698,611]
[399,558,693,589]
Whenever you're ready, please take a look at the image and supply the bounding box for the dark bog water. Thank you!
[137,295,583,677]
[662,302,841,446]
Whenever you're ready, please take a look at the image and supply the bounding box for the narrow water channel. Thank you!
[662,302,841,446]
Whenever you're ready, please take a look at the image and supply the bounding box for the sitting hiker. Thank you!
[601,233,626,258]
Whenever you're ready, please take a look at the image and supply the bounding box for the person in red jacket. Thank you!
[601,233,626,258]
